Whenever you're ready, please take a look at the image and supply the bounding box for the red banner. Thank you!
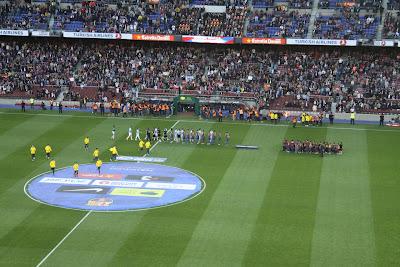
[242,38,286,45]
[132,34,174,42]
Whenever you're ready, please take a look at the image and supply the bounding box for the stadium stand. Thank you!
[247,10,310,37]
[0,0,396,40]
[189,0,248,6]
[0,2,54,30]
[198,7,247,37]
[313,9,379,39]
[1,38,400,115]
[319,0,383,11]
[252,0,275,9]
[53,0,188,34]
[288,0,312,9]
[0,41,83,99]
[383,13,400,39]
[0,0,399,115]
[387,0,400,10]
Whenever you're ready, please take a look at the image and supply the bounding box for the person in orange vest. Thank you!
[122,104,128,117]
[92,103,98,114]
[218,109,223,122]
[255,110,260,122]
[292,116,297,128]
[160,104,165,116]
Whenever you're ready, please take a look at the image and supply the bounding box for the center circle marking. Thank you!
[25,162,205,212]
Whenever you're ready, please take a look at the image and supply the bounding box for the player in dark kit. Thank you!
[218,110,223,122]
[21,101,26,112]
[58,102,63,113]
[217,132,222,145]
[319,144,325,157]
[145,128,151,141]
[163,128,168,141]
[379,113,384,126]
[329,112,334,124]
[100,102,105,116]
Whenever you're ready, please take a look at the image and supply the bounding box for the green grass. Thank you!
[0,109,399,266]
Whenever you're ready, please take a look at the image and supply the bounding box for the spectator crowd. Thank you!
[1,39,400,114]
[0,0,396,40]
[383,13,400,39]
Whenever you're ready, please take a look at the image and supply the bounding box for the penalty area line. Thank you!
[35,120,180,266]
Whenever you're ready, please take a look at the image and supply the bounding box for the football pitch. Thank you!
[0,109,399,266]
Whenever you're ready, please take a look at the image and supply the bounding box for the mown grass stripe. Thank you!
[106,122,249,266]
[0,115,70,162]
[367,131,400,266]
[242,127,327,266]
[0,113,33,135]
[310,128,376,266]
[177,125,288,266]
[0,116,73,196]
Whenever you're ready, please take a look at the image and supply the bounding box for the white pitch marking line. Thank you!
[35,120,180,267]
[36,210,92,267]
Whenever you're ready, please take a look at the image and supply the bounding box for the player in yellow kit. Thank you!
[109,146,118,161]
[138,140,145,151]
[96,159,102,174]
[44,144,52,159]
[145,141,151,155]
[49,159,56,175]
[73,162,79,177]
[84,137,90,151]
[92,148,99,161]
[30,145,36,161]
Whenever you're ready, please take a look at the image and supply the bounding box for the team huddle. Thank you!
[282,139,343,156]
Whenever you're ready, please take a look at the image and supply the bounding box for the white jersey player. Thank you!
[135,128,141,141]
[126,127,133,141]
[154,128,159,141]
[180,129,184,142]
[111,125,116,140]
[174,129,179,143]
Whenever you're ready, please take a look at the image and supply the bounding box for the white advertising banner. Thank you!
[116,156,167,163]
[0,29,29,36]
[374,40,394,47]
[31,31,51,37]
[63,31,131,40]
[286,38,357,46]
[39,177,92,185]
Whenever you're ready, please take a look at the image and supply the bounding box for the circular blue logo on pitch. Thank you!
[25,162,204,211]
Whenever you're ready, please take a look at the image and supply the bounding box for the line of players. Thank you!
[125,127,231,146]
[29,125,231,177]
